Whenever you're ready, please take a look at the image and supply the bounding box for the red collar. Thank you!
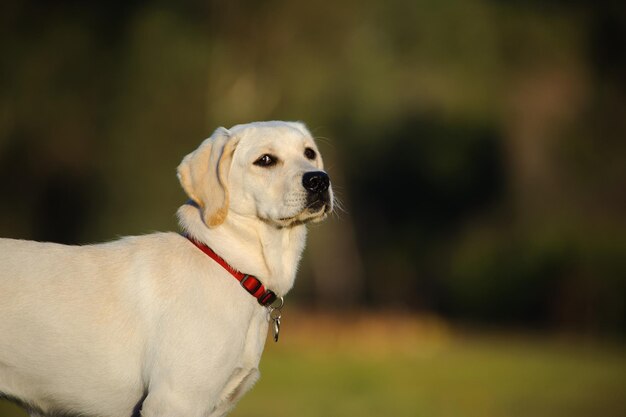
[186,236,278,307]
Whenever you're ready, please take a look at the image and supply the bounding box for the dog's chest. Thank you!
[214,310,269,409]
[240,308,271,367]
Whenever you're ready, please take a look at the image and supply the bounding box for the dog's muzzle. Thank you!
[302,171,331,212]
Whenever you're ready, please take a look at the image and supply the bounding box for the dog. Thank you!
[0,121,333,417]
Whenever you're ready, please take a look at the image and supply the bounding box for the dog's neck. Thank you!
[177,204,307,297]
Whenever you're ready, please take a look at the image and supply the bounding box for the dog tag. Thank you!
[270,308,282,343]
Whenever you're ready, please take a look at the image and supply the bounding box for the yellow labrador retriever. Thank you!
[0,121,333,417]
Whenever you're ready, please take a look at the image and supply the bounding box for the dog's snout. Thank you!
[302,171,330,193]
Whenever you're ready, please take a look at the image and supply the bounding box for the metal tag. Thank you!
[270,308,282,343]
[268,296,284,343]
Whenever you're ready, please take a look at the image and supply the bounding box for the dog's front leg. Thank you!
[140,388,217,417]
[207,368,260,417]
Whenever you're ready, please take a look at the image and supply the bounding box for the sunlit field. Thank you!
[233,312,625,417]
[2,311,623,417]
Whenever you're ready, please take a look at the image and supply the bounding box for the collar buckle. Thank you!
[240,274,262,295]
[259,290,278,306]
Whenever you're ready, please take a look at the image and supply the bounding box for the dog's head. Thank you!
[177,121,333,228]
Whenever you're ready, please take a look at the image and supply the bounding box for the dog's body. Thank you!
[0,121,332,417]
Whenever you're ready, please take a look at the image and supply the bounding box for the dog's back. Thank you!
[0,237,158,416]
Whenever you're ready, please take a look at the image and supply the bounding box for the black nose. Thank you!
[302,171,330,193]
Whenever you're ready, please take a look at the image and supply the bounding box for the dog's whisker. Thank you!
[314,135,333,146]
[330,190,348,215]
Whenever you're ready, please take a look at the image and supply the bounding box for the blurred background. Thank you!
[0,0,625,416]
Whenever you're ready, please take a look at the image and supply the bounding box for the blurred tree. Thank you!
[0,0,624,332]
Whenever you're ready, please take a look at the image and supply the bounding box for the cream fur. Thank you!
[0,121,332,417]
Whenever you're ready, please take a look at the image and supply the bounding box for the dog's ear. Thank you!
[177,127,239,227]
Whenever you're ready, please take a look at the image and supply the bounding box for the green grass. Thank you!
[1,313,625,417]
[231,336,625,417]
[233,312,626,417]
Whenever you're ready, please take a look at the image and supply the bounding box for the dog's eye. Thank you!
[254,154,278,167]
[304,147,317,160]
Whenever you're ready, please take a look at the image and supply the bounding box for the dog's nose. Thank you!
[302,171,330,193]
